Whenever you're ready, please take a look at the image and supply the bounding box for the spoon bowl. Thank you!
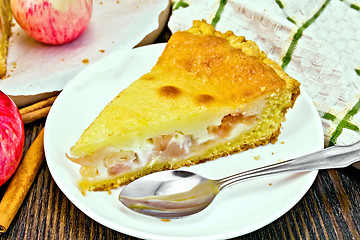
[120,141,360,219]
[119,170,219,218]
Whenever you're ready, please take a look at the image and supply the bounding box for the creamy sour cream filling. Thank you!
[74,96,269,180]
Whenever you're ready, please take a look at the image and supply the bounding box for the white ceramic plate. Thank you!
[44,43,324,240]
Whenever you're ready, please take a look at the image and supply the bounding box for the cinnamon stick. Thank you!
[0,128,45,233]
[19,95,57,115]
[19,95,57,124]
[21,106,52,124]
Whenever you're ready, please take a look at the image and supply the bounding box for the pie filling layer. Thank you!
[70,111,257,178]
[67,92,291,192]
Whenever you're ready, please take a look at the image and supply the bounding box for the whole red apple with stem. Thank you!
[11,0,93,45]
[0,91,25,187]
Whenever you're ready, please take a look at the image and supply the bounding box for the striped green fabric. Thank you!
[275,0,284,9]
[211,0,227,27]
[172,0,189,10]
[280,0,331,69]
[329,100,360,146]
[350,4,360,10]
[356,69,360,76]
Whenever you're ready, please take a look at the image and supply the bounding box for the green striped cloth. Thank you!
[169,0,360,148]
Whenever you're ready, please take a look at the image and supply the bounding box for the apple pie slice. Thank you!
[67,20,300,193]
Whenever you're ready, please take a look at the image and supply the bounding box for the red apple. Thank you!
[11,0,93,45]
[0,91,25,187]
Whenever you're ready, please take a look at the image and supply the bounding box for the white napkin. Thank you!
[169,0,360,147]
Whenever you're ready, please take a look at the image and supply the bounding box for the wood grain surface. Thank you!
[1,120,360,240]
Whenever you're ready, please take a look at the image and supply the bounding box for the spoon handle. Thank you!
[217,141,360,190]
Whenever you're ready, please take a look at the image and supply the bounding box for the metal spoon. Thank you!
[119,141,360,219]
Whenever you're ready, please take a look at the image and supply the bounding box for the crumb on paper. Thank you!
[117,1,119,3]
[82,59,89,64]
[253,155,260,160]
[269,183,272,186]
[161,219,171,222]
[61,58,64,61]
[281,141,285,144]
[100,1,103,4]
[271,152,274,155]
[99,50,105,53]
[11,63,17,72]
[277,159,282,162]
[108,190,112,195]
